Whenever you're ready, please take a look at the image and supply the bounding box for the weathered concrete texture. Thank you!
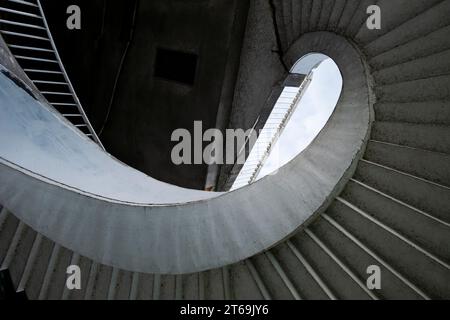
[227,0,286,134]
[217,0,286,188]
[0,30,372,274]
[365,140,450,187]
[326,0,346,31]
[1,0,450,300]
[317,0,334,31]
[355,0,444,45]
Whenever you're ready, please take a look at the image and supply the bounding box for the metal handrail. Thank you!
[35,0,104,149]
[230,74,312,190]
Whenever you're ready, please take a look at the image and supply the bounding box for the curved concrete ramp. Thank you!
[1,0,449,300]
[0,32,372,274]
[0,66,220,205]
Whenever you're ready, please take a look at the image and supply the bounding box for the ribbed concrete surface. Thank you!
[0,1,372,274]
[1,0,449,299]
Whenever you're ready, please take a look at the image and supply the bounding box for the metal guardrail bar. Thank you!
[35,0,104,149]
[230,74,312,190]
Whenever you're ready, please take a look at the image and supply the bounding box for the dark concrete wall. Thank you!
[41,0,249,190]
[41,0,136,127]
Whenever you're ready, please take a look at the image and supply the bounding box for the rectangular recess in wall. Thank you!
[154,47,198,86]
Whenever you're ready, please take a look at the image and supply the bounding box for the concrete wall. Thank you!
[217,0,287,189]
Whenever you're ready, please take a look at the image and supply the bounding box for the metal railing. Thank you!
[230,74,312,190]
[0,0,104,149]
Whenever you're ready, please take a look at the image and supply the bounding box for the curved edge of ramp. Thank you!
[0,32,373,274]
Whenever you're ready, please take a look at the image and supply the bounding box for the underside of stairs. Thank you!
[0,0,449,300]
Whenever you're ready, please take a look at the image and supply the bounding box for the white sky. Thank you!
[257,58,343,178]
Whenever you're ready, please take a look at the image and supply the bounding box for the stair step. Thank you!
[0,210,20,265]
[128,272,140,300]
[40,245,72,300]
[89,263,113,300]
[355,160,450,225]
[106,268,119,300]
[23,236,57,300]
[133,273,155,300]
[266,251,302,300]
[16,233,42,293]
[342,179,450,260]
[356,0,443,46]
[308,0,322,32]
[290,230,373,299]
[373,49,450,85]
[326,0,346,31]
[300,0,312,34]
[371,121,450,154]
[369,25,450,71]
[157,275,177,300]
[176,273,195,300]
[344,0,376,37]
[335,0,360,34]
[202,268,227,300]
[0,206,7,228]
[273,241,334,299]
[374,100,450,126]
[250,253,296,300]
[314,214,426,299]
[222,266,232,300]
[364,0,450,58]
[291,0,301,38]
[365,140,450,187]
[316,0,334,31]
[60,253,80,300]
[64,257,96,300]
[230,261,265,300]
[376,74,450,103]
[280,0,293,48]
[2,223,36,290]
[244,259,271,300]
[329,198,450,299]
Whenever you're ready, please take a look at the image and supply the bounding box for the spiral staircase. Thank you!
[0,0,449,300]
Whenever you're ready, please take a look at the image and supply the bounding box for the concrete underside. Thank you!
[0,29,372,273]
[0,0,449,300]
